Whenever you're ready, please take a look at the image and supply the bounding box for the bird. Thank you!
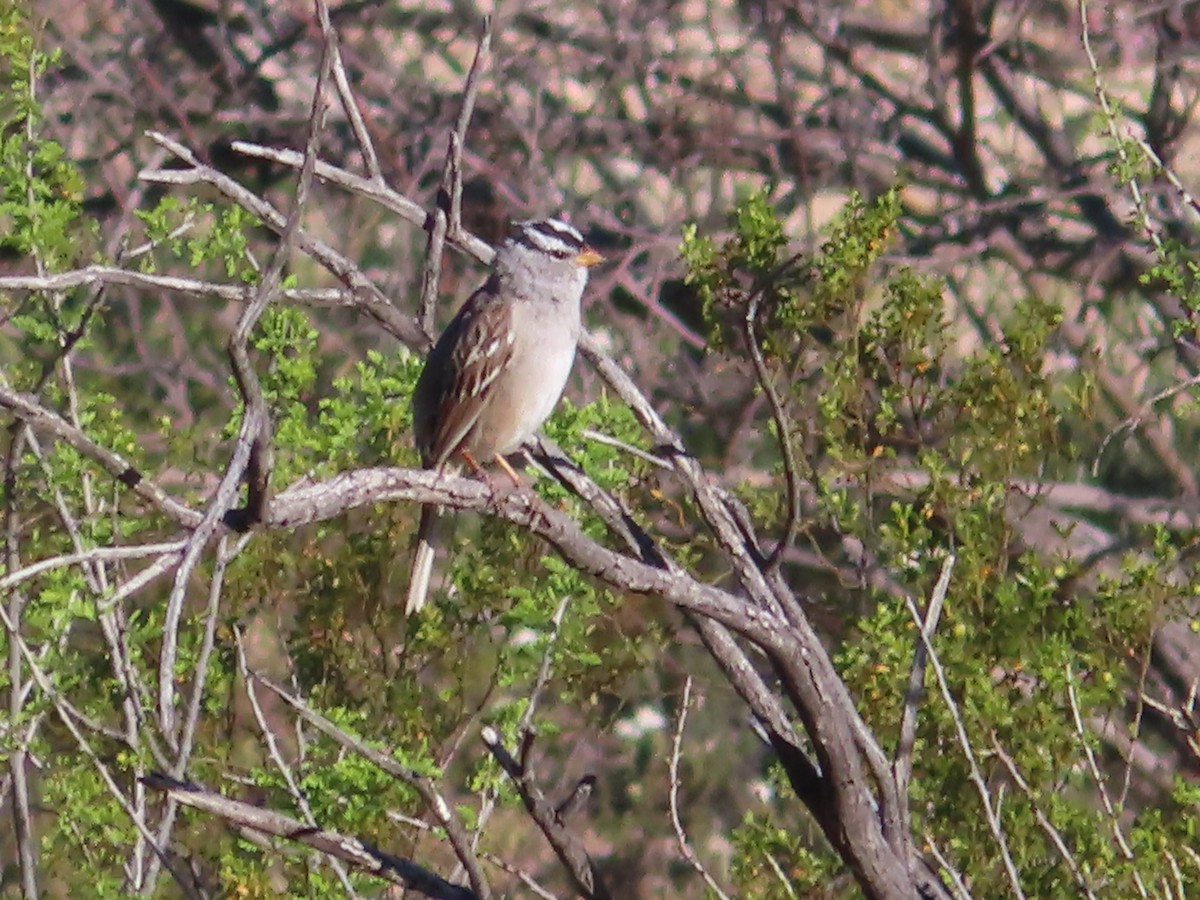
[405,218,603,614]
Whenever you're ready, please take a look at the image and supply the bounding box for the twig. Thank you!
[894,551,955,855]
[0,384,200,527]
[743,253,807,568]
[903,586,1026,900]
[924,832,974,900]
[459,594,576,873]
[141,133,426,350]
[252,673,492,899]
[989,735,1098,900]
[1093,371,1200,480]
[580,428,673,470]
[0,598,193,897]
[668,677,732,900]
[0,540,187,593]
[478,853,560,899]
[156,12,334,747]
[140,774,475,900]
[0,266,350,305]
[480,726,612,900]
[142,535,250,895]
[227,140,494,268]
[519,594,571,738]
[418,16,492,334]
[323,13,382,181]
[1065,665,1149,898]
[234,626,360,897]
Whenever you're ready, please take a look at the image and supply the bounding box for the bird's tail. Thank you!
[405,504,443,615]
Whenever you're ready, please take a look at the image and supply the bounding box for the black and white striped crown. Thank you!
[510,218,587,260]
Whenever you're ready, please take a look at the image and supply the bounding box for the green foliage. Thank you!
[5,7,1197,895]
[136,196,260,281]
[0,11,87,272]
[681,190,1197,896]
[1097,101,1200,338]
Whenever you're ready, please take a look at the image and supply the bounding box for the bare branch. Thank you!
[0,384,201,527]
[234,626,360,897]
[140,132,427,350]
[480,726,612,900]
[893,551,955,848]
[251,673,492,899]
[225,140,495,266]
[668,677,732,900]
[418,16,492,334]
[903,574,1026,900]
[990,736,1098,900]
[140,773,475,900]
[157,19,334,746]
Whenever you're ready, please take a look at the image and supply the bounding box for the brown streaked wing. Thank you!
[422,284,514,468]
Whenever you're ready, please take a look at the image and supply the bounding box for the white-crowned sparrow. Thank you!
[405,218,603,614]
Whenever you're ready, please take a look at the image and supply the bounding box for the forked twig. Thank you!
[893,551,955,856]
[141,773,474,899]
[903,572,1026,900]
[668,677,732,899]
[481,727,612,900]
[419,16,493,334]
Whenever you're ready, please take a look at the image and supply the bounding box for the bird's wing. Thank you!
[414,278,515,469]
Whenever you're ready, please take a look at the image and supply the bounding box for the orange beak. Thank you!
[574,246,604,268]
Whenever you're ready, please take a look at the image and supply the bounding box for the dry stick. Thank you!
[139,534,250,898]
[477,853,559,900]
[1078,0,1168,265]
[1092,370,1200,480]
[389,808,559,897]
[20,428,164,890]
[253,673,492,899]
[762,852,799,900]
[989,736,1098,900]
[0,267,351,305]
[453,594,572,885]
[893,552,955,860]
[227,140,495,271]
[1077,0,1200,495]
[0,599,198,898]
[743,254,806,569]
[579,428,673,470]
[518,594,572,737]
[903,587,1026,900]
[0,541,186,594]
[3,412,147,894]
[0,616,128,742]
[1118,641,1155,812]
[668,677,733,900]
[156,9,334,748]
[0,384,201,528]
[924,832,974,900]
[480,726,612,900]
[140,773,474,900]
[140,135,427,351]
[1065,665,1150,899]
[324,16,382,182]
[1126,131,1200,222]
[234,628,361,898]
[418,16,492,333]
[5,75,47,895]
